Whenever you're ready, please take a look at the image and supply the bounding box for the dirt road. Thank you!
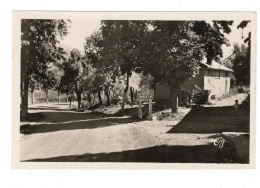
[20,93,249,163]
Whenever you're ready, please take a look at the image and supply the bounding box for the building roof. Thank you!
[200,58,234,72]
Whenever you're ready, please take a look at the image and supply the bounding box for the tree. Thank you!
[137,21,233,112]
[232,43,250,85]
[139,73,155,90]
[192,21,233,64]
[138,21,204,112]
[28,74,39,104]
[236,21,251,85]
[52,61,64,103]
[84,31,119,106]
[60,73,74,107]
[21,19,70,119]
[60,62,74,104]
[40,65,58,103]
[63,49,94,109]
[100,21,147,110]
[237,21,250,40]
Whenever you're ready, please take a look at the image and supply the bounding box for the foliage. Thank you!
[98,21,153,109]
[84,32,115,93]
[21,19,70,117]
[52,60,65,93]
[28,73,39,92]
[231,21,251,85]
[21,19,70,78]
[100,21,148,76]
[237,21,251,42]
[232,44,250,85]
[62,48,95,108]
[84,30,126,105]
[192,21,233,64]
[40,65,58,93]
[139,73,155,90]
[138,21,204,86]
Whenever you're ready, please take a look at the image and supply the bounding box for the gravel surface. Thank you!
[20,93,249,163]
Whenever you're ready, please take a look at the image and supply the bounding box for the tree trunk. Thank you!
[98,90,103,104]
[21,78,29,120]
[31,90,34,104]
[105,89,110,106]
[135,90,138,101]
[77,92,81,109]
[45,89,48,103]
[58,90,60,103]
[121,73,130,110]
[170,85,179,113]
[20,49,29,120]
[66,93,69,103]
[130,87,134,106]
[69,95,72,108]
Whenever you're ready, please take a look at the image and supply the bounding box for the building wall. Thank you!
[155,67,232,106]
[155,67,205,101]
[204,69,231,97]
[154,82,171,101]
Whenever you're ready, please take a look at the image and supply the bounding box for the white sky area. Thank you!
[60,19,251,89]
[60,19,102,53]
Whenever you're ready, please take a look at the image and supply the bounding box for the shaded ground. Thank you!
[25,143,242,163]
[167,106,249,134]
[21,111,140,134]
[20,93,250,163]
[221,133,250,163]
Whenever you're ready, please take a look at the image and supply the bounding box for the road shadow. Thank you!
[28,106,69,112]
[20,112,45,122]
[24,143,244,163]
[20,111,141,135]
[167,106,250,134]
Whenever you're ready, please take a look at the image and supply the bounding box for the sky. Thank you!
[60,19,102,53]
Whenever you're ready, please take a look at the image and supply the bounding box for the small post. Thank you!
[138,100,142,118]
[148,99,152,120]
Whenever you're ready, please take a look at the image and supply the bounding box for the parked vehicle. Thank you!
[190,90,211,105]
[179,89,210,107]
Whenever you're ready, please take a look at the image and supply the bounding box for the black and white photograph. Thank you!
[12,12,256,168]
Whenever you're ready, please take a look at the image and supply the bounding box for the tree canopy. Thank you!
[62,49,94,108]
[192,21,233,64]
[231,21,251,85]
[138,21,203,86]
[232,44,250,85]
[21,19,70,78]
